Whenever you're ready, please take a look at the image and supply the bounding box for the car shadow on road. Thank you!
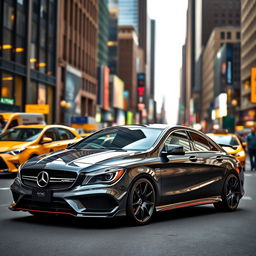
[9,205,247,229]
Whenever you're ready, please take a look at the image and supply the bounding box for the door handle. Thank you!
[216,156,223,161]
[189,156,197,162]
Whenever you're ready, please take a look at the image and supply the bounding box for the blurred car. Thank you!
[207,131,246,170]
[0,113,45,134]
[0,125,80,173]
[74,124,99,138]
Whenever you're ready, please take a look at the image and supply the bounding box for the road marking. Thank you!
[244,173,256,177]
[0,188,10,191]
[0,204,9,207]
[242,196,253,200]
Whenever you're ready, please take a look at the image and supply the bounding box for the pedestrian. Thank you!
[247,127,256,171]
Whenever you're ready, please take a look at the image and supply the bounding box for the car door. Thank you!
[188,131,227,199]
[160,129,203,205]
[55,128,76,150]
[38,128,59,153]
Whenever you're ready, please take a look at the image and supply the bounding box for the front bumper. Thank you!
[0,154,19,173]
[9,177,129,218]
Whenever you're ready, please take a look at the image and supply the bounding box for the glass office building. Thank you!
[118,0,138,33]
[0,0,57,122]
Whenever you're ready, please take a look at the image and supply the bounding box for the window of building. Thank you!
[1,73,14,99]
[236,32,240,39]
[220,32,225,39]
[227,32,231,39]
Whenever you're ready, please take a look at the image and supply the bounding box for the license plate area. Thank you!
[32,189,52,203]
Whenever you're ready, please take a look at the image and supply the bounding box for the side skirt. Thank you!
[156,196,222,212]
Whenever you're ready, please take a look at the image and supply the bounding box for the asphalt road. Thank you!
[0,170,256,256]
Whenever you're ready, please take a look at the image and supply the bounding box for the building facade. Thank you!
[240,0,256,125]
[184,0,241,125]
[0,0,57,123]
[201,27,240,127]
[56,0,98,124]
[117,26,138,113]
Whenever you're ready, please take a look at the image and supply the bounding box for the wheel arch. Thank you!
[127,169,161,204]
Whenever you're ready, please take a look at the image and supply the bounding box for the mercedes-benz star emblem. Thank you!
[37,171,49,188]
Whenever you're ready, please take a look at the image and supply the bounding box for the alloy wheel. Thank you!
[128,178,155,224]
[225,175,240,209]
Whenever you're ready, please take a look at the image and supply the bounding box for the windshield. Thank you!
[208,135,239,146]
[73,127,163,151]
[0,128,43,141]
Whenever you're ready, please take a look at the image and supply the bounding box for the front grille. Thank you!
[0,157,8,170]
[16,196,75,214]
[21,169,77,190]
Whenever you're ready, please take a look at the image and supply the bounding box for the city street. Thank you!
[0,168,256,256]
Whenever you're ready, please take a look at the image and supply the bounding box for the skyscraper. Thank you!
[0,0,57,123]
[240,0,256,124]
[56,0,98,123]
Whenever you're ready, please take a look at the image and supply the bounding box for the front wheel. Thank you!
[214,174,241,211]
[126,178,156,225]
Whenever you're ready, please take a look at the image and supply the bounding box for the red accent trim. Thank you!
[235,168,241,174]
[159,200,217,212]
[15,208,75,217]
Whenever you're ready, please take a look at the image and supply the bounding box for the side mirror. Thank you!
[41,136,53,144]
[67,142,75,149]
[161,144,185,156]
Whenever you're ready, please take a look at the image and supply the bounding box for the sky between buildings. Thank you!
[148,0,188,125]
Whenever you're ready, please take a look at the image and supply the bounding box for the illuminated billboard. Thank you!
[64,65,82,123]
[112,75,124,109]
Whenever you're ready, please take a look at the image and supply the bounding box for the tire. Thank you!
[214,173,241,211]
[126,178,156,225]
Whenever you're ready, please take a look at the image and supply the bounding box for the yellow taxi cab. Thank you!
[72,123,99,138]
[0,125,81,173]
[207,131,246,170]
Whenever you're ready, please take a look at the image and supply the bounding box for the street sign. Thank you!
[71,116,88,124]
[25,104,49,114]
[0,97,14,105]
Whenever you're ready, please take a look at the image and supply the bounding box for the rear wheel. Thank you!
[126,178,156,225]
[214,174,241,211]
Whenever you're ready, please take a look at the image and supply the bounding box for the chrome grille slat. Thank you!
[49,178,76,183]
[22,175,37,181]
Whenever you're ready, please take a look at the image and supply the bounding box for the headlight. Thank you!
[235,151,245,157]
[82,169,125,185]
[4,148,26,155]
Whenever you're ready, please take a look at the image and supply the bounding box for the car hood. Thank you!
[23,148,146,173]
[223,145,242,155]
[0,141,32,153]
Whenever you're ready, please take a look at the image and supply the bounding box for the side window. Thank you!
[189,132,211,151]
[165,130,191,152]
[58,128,75,140]
[7,119,18,129]
[208,141,219,151]
[43,128,58,141]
